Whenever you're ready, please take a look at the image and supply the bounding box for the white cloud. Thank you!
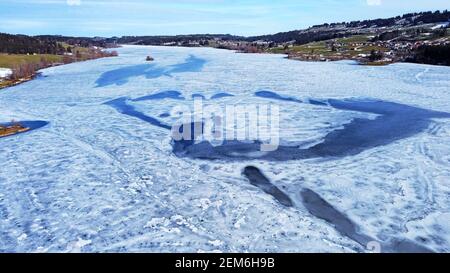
[367,0,382,6]
[67,0,81,6]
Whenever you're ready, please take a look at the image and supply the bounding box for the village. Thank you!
[203,21,450,65]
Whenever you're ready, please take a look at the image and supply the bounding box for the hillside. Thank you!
[247,10,450,44]
[0,34,118,89]
[0,33,65,55]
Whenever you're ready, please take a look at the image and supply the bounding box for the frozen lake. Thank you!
[1,45,450,252]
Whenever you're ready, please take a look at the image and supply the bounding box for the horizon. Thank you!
[0,0,449,37]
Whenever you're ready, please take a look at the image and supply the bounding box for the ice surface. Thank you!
[1,45,450,252]
[168,97,450,161]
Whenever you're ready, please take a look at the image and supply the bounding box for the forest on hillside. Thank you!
[247,10,450,44]
[0,33,114,55]
[0,33,66,54]
[408,45,450,66]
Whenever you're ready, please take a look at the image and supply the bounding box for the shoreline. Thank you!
[283,55,392,66]
[0,50,119,90]
[216,46,401,66]
[0,73,40,90]
[0,123,30,138]
[124,44,410,67]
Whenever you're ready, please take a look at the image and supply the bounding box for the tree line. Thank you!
[0,33,116,55]
[0,33,66,55]
[407,45,450,66]
[313,10,450,29]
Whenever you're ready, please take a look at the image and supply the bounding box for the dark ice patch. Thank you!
[211,93,235,100]
[18,121,49,131]
[103,89,450,162]
[133,91,185,102]
[171,121,205,155]
[96,64,157,87]
[386,238,434,253]
[96,55,207,87]
[308,99,328,106]
[300,188,372,246]
[300,188,435,253]
[104,97,171,130]
[192,94,206,100]
[255,90,303,103]
[159,113,170,118]
[243,166,293,207]
[167,55,207,74]
[308,99,450,157]
[172,98,450,161]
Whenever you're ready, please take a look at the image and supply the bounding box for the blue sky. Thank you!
[0,0,448,37]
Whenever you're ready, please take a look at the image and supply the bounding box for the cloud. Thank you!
[67,0,81,6]
[367,0,382,6]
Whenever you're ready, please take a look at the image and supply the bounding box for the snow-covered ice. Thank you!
[0,45,450,252]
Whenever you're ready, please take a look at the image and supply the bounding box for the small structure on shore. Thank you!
[146,56,155,62]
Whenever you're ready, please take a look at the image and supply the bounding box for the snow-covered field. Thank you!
[0,45,450,253]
